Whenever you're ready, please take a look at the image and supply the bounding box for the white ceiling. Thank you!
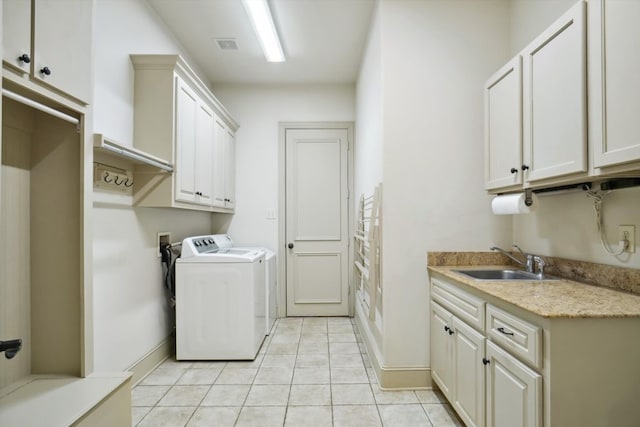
[146,0,376,85]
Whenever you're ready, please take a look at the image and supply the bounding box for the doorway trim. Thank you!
[277,122,354,318]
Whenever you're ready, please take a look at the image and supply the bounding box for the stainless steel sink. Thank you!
[453,269,552,281]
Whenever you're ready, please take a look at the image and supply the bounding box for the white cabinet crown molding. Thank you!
[130,54,239,132]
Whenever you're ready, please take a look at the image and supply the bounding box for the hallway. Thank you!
[132,317,462,426]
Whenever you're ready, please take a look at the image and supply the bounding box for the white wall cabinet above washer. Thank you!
[213,116,236,210]
[130,54,239,213]
[2,0,93,105]
[174,77,215,206]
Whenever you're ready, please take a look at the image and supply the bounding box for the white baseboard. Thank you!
[127,337,174,386]
[355,300,432,389]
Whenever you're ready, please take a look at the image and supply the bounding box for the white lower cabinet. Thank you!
[452,317,486,427]
[431,277,541,427]
[431,302,454,399]
[486,341,542,427]
[431,272,640,426]
[431,301,486,427]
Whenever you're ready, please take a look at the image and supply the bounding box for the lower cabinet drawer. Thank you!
[487,304,542,369]
[431,277,485,331]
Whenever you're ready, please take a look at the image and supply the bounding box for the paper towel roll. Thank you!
[491,193,536,215]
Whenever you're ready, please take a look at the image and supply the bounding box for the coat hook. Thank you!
[124,177,134,188]
[114,175,124,186]
[103,171,113,183]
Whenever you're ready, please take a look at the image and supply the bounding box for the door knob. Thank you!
[288,243,294,249]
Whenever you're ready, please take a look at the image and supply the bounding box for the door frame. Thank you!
[278,122,354,318]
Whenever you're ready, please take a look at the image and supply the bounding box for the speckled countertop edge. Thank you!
[427,252,640,319]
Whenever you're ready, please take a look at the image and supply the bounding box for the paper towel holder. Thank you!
[524,189,533,207]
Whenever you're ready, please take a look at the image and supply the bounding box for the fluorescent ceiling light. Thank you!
[242,0,285,62]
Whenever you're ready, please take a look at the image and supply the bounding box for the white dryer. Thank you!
[211,234,277,335]
[175,235,265,360]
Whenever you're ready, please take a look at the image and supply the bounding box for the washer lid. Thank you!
[178,247,265,263]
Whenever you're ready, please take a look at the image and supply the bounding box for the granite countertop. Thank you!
[428,264,640,319]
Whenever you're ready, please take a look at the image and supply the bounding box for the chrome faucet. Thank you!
[490,245,546,276]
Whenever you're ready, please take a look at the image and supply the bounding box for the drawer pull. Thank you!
[497,327,514,336]
[482,357,490,365]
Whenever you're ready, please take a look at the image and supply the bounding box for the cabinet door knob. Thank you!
[521,165,529,171]
[288,243,294,249]
[482,358,490,365]
[497,327,514,336]
[444,326,450,332]
[18,53,31,64]
[510,168,518,174]
[40,66,52,76]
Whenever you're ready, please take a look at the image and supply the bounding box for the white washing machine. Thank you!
[175,235,266,360]
[211,234,277,335]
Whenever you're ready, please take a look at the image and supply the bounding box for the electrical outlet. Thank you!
[158,232,172,257]
[618,225,635,253]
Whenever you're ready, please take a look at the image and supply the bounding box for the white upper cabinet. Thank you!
[484,56,523,191]
[522,0,587,183]
[174,77,215,206]
[589,0,640,170]
[2,0,32,73]
[213,116,236,210]
[484,1,587,192]
[2,0,93,104]
[131,55,238,213]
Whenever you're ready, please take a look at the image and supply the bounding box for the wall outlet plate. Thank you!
[618,225,635,253]
[158,232,172,257]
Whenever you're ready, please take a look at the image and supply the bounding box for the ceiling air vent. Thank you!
[216,39,238,50]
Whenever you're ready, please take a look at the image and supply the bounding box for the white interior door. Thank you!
[285,128,350,316]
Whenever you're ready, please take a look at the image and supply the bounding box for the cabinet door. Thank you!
[33,0,93,103]
[430,302,454,400]
[452,317,486,427]
[484,56,523,191]
[589,0,640,168]
[195,102,214,205]
[2,0,31,73]
[522,1,587,182]
[486,341,542,427]
[175,78,198,204]
[213,116,228,208]
[224,129,236,209]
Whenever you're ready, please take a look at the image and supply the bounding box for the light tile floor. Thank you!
[132,317,463,426]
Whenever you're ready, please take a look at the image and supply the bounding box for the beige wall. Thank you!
[373,0,512,369]
[210,84,356,251]
[92,0,212,371]
[509,0,576,54]
[355,0,383,203]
